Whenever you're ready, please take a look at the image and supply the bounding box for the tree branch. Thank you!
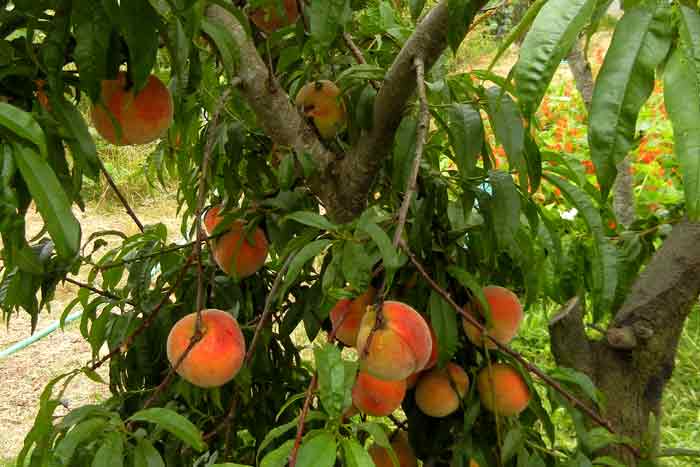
[607,221,700,359]
[343,32,380,91]
[204,5,338,210]
[99,160,144,233]
[548,297,593,374]
[336,0,488,222]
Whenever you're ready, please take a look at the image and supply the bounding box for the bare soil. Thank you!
[0,196,180,462]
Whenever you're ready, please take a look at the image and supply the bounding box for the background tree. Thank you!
[0,0,699,466]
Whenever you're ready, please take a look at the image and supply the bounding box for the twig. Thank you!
[99,160,144,233]
[391,56,428,248]
[138,328,204,412]
[63,277,136,306]
[88,253,195,371]
[244,253,296,366]
[658,448,700,458]
[288,374,317,467]
[95,233,225,271]
[288,309,346,466]
[343,32,380,91]
[194,88,233,319]
[398,239,641,459]
[361,56,430,365]
[201,254,297,443]
[469,1,507,31]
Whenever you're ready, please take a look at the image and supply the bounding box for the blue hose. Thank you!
[0,310,83,360]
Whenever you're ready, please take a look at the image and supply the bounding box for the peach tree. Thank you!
[0,0,699,466]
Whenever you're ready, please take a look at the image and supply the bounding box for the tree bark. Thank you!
[550,221,700,464]
[205,0,487,223]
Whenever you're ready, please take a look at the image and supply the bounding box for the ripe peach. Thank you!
[405,325,438,386]
[415,363,469,417]
[166,309,246,388]
[295,80,346,139]
[368,430,418,467]
[91,72,173,145]
[477,363,531,416]
[203,206,269,279]
[329,287,376,346]
[462,285,523,348]
[351,371,406,416]
[356,301,433,381]
[249,0,299,34]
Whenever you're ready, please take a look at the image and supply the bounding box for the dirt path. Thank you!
[0,196,180,462]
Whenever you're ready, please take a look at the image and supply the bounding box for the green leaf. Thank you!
[309,0,351,46]
[284,211,337,231]
[201,16,238,78]
[12,144,81,258]
[0,103,47,157]
[446,103,484,178]
[393,116,418,192]
[54,418,109,464]
[588,4,672,198]
[501,426,523,463]
[485,87,528,191]
[544,174,617,317]
[134,439,165,467]
[514,0,596,118]
[429,289,458,366]
[128,408,206,452]
[410,0,427,21]
[257,412,327,464]
[341,438,375,467]
[447,0,481,54]
[314,344,356,418]
[357,422,391,448]
[357,219,401,271]
[281,240,333,297]
[261,439,296,467]
[665,8,700,220]
[50,97,101,179]
[446,266,492,324]
[489,170,521,250]
[119,0,160,90]
[296,431,337,467]
[92,431,124,467]
[72,1,112,100]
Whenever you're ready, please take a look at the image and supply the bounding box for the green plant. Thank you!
[1,0,699,466]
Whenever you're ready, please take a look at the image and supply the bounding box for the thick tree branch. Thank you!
[608,221,700,357]
[548,297,593,374]
[337,0,487,222]
[206,1,486,224]
[204,6,338,207]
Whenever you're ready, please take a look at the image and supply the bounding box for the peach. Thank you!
[462,285,523,348]
[91,72,173,145]
[329,287,376,346]
[166,309,246,388]
[368,430,418,467]
[415,363,469,417]
[405,325,438,387]
[203,206,269,279]
[477,363,531,416]
[249,0,299,34]
[295,80,346,139]
[356,301,433,381]
[351,371,406,416]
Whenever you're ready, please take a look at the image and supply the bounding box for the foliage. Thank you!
[0,0,698,466]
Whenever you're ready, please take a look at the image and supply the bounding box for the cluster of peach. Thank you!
[332,286,531,466]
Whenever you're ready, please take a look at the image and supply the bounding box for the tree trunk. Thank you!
[567,37,635,226]
[549,221,700,464]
